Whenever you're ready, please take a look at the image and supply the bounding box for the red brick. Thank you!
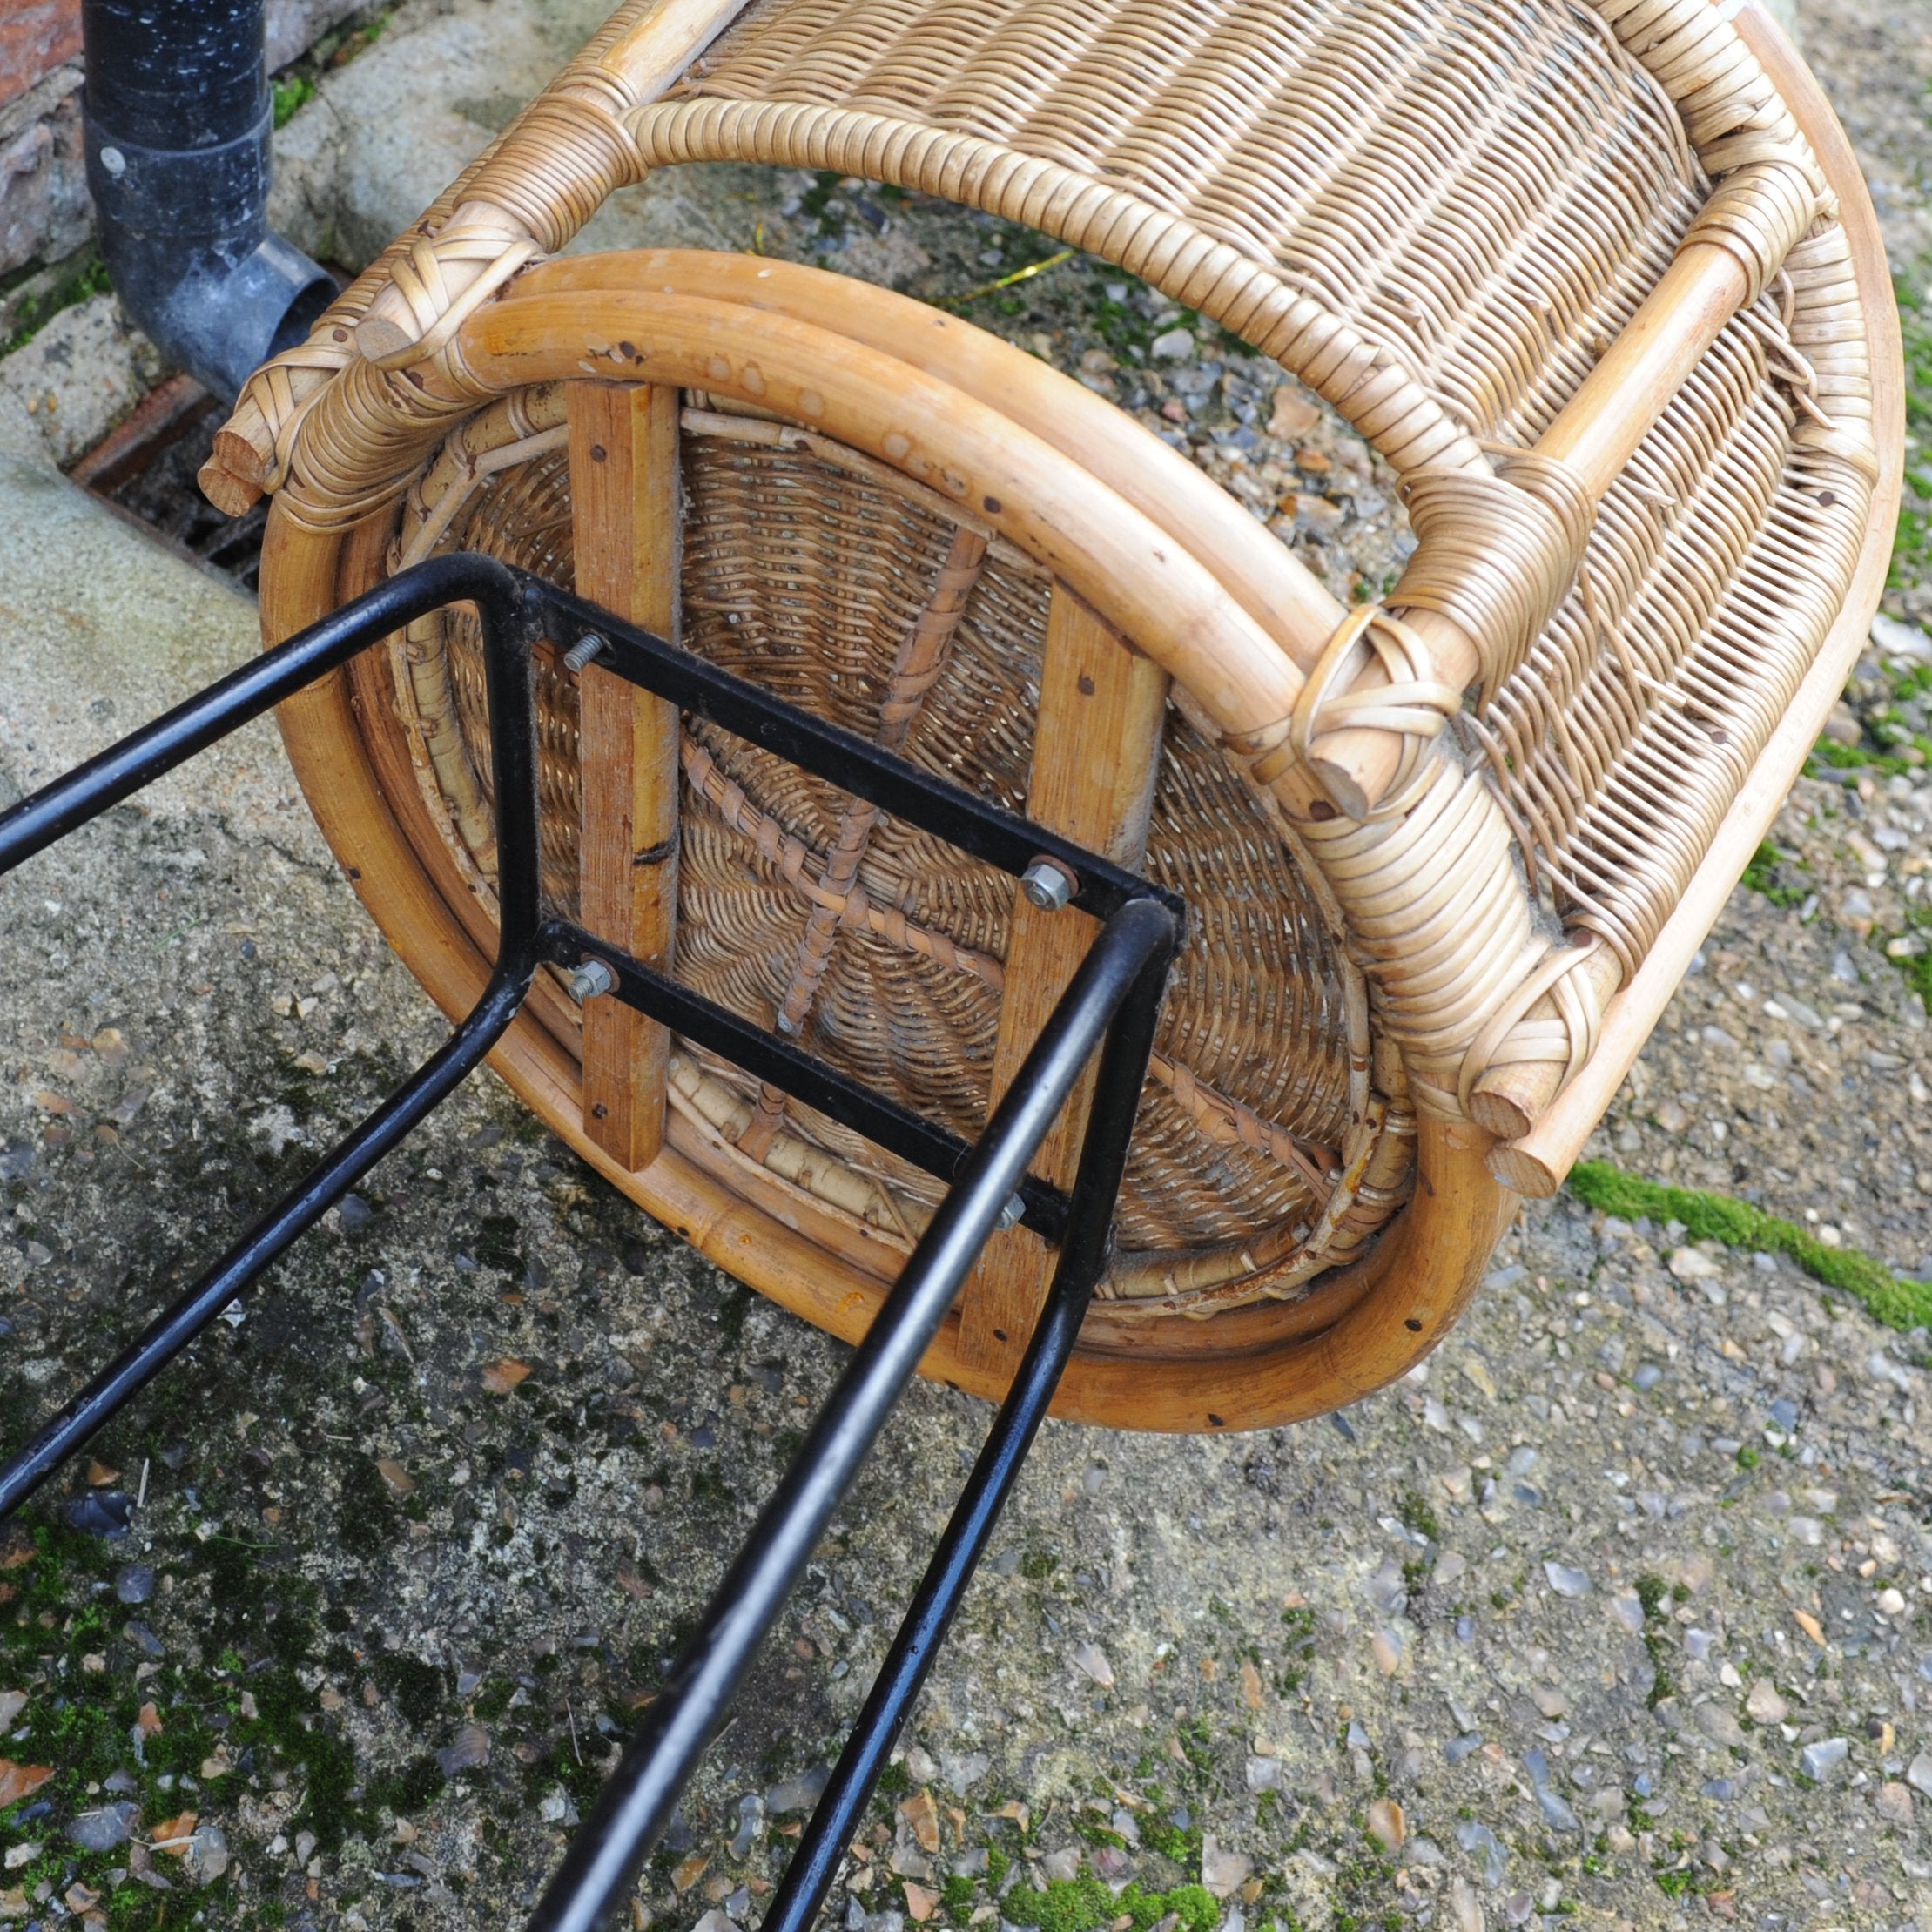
[0,1,82,114]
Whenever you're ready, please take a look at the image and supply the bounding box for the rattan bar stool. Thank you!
[197,0,1901,1432]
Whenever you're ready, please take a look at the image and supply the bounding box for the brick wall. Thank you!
[0,0,80,115]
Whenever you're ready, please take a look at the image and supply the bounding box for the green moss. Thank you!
[1739,840,1807,908]
[336,1455,403,1557]
[1631,1573,1676,1708]
[364,1752,448,1816]
[272,72,316,126]
[372,1653,448,1727]
[1139,1814,1203,1869]
[1002,1877,1218,1932]
[0,252,111,359]
[1395,1486,1441,1545]
[1568,1160,1932,1336]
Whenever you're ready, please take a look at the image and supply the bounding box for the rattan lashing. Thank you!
[208,0,1899,1429]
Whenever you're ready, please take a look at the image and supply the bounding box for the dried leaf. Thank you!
[670,1854,708,1894]
[1794,1609,1826,1646]
[899,1789,940,1855]
[1240,1659,1263,1710]
[481,1359,531,1394]
[903,1882,940,1922]
[137,1702,162,1737]
[148,1811,198,1856]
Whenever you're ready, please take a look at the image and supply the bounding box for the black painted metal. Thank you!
[0,554,1182,1932]
[541,921,1069,1242]
[524,899,1175,1932]
[542,582,1177,926]
[82,0,334,400]
[0,555,539,1519]
[759,904,1175,1932]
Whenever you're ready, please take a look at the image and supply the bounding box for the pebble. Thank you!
[1542,1561,1590,1599]
[1875,1781,1915,1824]
[1534,1787,1579,1833]
[1444,1733,1484,1765]
[113,1564,155,1605]
[60,1491,132,1538]
[122,1621,165,1659]
[1365,1797,1404,1851]
[1745,1680,1789,1723]
[67,1801,138,1852]
[435,1723,490,1776]
[1149,327,1195,361]
[939,1751,989,1794]
[1454,1819,1506,1888]
[1199,1838,1251,1897]
[764,1766,831,1815]
[1695,1704,1747,1749]
[1906,1752,1932,1799]
[188,1824,228,1885]
[1799,1737,1849,1780]
[1070,1642,1114,1688]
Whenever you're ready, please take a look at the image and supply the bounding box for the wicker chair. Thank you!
[199,0,1900,1432]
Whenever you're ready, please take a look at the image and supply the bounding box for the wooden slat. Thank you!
[956,588,1168,1375]
[571,381,681,1171]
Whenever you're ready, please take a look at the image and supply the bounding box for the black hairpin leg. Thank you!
[0,553,1183,1932]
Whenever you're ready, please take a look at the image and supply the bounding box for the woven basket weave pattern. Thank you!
[426,414,1369,1278]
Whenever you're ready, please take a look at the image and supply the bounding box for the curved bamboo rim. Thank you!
[262,266,1514,1432]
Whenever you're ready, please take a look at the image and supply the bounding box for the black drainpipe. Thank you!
[81,0,335,401]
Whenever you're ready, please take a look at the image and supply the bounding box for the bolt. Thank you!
[568,959,616,1002]
[997,1193,1026,1232]
[562,633,608,674]
[1020,858,1075,912]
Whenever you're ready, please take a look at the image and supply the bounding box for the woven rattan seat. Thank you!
[199,0,1900,1430]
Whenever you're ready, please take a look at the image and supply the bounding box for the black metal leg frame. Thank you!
[0,553,1182,1932]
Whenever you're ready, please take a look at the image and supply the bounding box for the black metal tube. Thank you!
[760,913,1175,1932]
[0,553,542,1520]
[523,898,1177,1932]
[539,920,1068,1242]
[0,973,527,1519]
[0,552,518,880]
[81,0,334,399]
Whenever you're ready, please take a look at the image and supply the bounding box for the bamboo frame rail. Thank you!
[959,591,1168,1374]
[571,380,682,1170]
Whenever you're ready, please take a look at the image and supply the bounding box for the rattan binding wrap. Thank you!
[219,0,1899,1427]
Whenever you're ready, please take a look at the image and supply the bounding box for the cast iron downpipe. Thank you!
[82,0,335,400]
